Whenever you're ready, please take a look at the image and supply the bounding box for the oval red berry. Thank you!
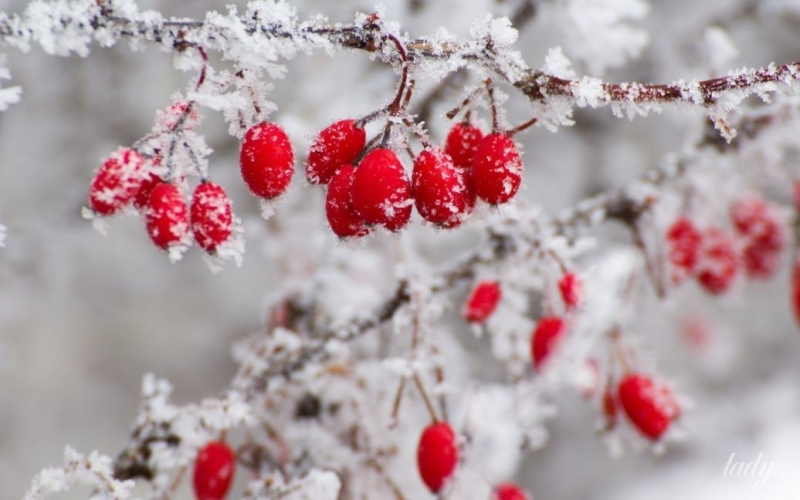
[145,182,189,250]
[618,373,679,440]
[412,148,474,228]
[88,147,146,216]
[444,122,483,170]
[463,280,501,323]
[306,119,366,185]
[193,441,236,500]
[530,316,567,371]
[696,227,738,295]
[666,216,703,284]
[493,482,529,500]
[471,133,523,204]
[558,272,583,310]
[417,422,458,493]
[239,122,294,199]
[325,164,370,238]
[351,148,412,231]
[191,181,233,252]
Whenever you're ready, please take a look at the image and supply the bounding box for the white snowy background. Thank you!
[1,0,800,498]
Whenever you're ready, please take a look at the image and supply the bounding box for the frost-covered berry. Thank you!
[133,158,163,212]
[558,272,583,310]
[696,227,738,295]
[239,122,294,199]
[530,316,567,371]
[730,197,785,279]
[306,119,366,185]
[444,122,483,170]
[666,216,703,284]
[88,147,146,216]
[417,422,458,493]
[325,164,370,238]
[412,148,474,228]
[493,482,529,500]
[463,280,501,323]
[618,373,680,440]
[190,181,233,253]
[193,441,235,500]
[145,182,189,250]
[351,148,412,231]
[471,133,523,205]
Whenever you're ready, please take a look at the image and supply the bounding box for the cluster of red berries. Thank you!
[665,195,786,295]
[87,148,234,254]
[193,440,235,500]
[416,420,529,497]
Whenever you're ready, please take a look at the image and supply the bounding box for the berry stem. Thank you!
[445,83,486,120]
[413,373,439,423]
[507,116,538,136]
[486,78,500,133]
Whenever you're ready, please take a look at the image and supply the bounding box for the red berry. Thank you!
[471,133,523,204]
[618,372,680,440]
[665,217,703,284]
[306,119,366,185]
[558,272,583,310]
[145,182,189,250]
[444,122,483,170]
[463,281,502,323]
[696,227,738,295]
[417,422,458,493]
[493,482,529,500]
[193,441,235,500]
[239,122,294,199]
[133,161,163,212]
[88,147,146,216]
[412,148,474,228]
[730,197,785,279]
[191,181,233,252]
[530,316,567,371]
[325,164,370,238]
[351,148,412,231]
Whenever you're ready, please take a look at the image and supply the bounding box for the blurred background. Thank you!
[1,0,799,498]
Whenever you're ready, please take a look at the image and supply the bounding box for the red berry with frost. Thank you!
[444,122,483,170]
[493,483,529,500]
[666,216,703,284]
[351,148,412,231]
[696,227,738,295]
[325,164,370,238]
[191,181,233,253]
[618,372,680,440]
[239,122,294,199]
[133,157,164,212]
[558,272,583,310]
[471,133,523,205]
[530,316,567,371]
[306,119,366,185]
[193,441,235,500]
[463,281,501,323]
[412,148,474,228]
[88,147,146,216]
[730,197,785,279]
[417,422,458,493]
[145,182,189,250]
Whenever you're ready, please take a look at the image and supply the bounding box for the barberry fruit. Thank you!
[193,441,236,500]
[325,164,370,238]
[493,482,529,500]
[133,156,164,212]
[730,197,785,279]
[412,148,474,228]
[190,181,233,253]
[530,316,567,371]
[417,422,458,493]
[351,148,412,231]
[463,281,502,323]
[444,122,483,170]
[88,147,146,216]
[618,372,680,440]
[471,133,523,205]
[665,216,703,284]
[558,272,583,310]
[306,119,366,185]
[696,227,738,295]
[239,122,294,199]
[145,182,189,250]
